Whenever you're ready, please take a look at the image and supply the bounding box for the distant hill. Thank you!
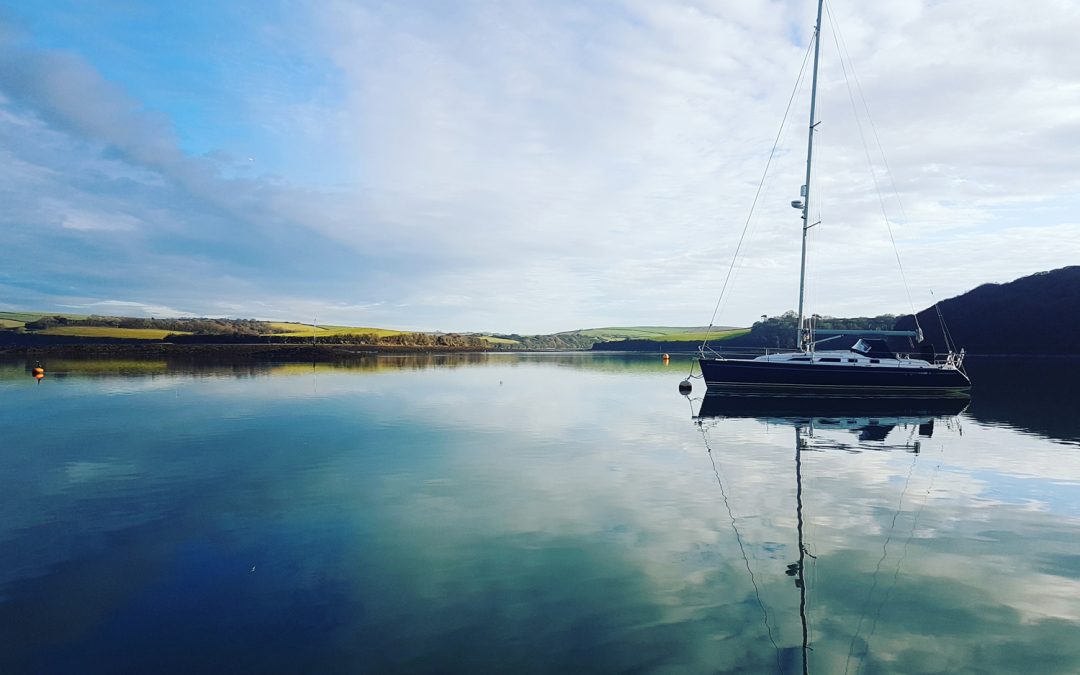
[895,266,1080,355]
[9,266,1076,355]
[587,328,750,352]
[0,313,492,349]
[596,315,903,352]
[0,313,745,352]
[487,326,744,350]
[592,268,1080,354]
[564,326,737,341]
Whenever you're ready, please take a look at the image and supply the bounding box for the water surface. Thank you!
[1,354,1078,673]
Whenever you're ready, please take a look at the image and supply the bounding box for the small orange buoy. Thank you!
[662,353,670,361]
[32,367,44,375]
[34,372,45,381]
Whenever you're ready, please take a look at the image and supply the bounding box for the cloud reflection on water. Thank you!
[1,354,1078,672]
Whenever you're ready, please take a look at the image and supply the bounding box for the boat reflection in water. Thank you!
[691,393,968,674]
[697,392,969,447]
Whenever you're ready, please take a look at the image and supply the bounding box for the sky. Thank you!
[1,0,1078,334]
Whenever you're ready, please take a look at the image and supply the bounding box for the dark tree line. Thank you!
[165,331,491,349]
[23,315,277,336]
[378,333,490,348]
[490,333,598,350]
[719,311,904,350]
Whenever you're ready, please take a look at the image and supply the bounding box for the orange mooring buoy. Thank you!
[662,353,670,363]
[34,372,44,382]
[32,366,44,376]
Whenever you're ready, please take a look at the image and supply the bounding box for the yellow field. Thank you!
[36,326,191,340]
[653,328,750,342]
[0,319,24,329]
[265,322,331,334]
[479,336,520,344]
[324,327,404,337]
[269,324,404,338]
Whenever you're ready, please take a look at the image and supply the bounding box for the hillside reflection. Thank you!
[0,352,682,380]
[4,354,1079,445]
[964,357,1080,444]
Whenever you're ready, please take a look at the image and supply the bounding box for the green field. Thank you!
[0,311,88,323]
[0,319,24,329]
[265,321,329,333]
[650,328,749,342]
[267,323,404,338]
[0,311,44,323]
[478,336,520,345]
[264,323,519,343]
[561,326,744,342]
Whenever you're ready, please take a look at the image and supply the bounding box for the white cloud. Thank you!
[64,299,188,318]
[61,209,141,232]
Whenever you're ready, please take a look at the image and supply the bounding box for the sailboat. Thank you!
[698,0,970,395]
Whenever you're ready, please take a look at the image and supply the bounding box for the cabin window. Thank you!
[870,359,880,364]
[848,359,856,363]
[819,357,841,363]
[790,357,811,361]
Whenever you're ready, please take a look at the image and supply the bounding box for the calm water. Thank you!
[1,354,1078,674]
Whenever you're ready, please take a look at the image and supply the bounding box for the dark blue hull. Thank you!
[699,358,971,395]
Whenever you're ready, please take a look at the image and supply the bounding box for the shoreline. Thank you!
[2,343,1076,361]
[0,342,510,361]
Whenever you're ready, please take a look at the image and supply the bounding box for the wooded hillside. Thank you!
[895,266,1080,355]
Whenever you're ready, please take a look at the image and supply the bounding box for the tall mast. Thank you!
[796,0,825,351]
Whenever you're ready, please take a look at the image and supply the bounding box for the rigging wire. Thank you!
[824,0,923,337]
[699,421,786,674]
[931,289,959,356]
[807,485,820,656]
[843,447,921,675]
[697,34,817,364]
[858,441,947,675]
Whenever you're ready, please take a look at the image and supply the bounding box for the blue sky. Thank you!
[1,0,1078,332]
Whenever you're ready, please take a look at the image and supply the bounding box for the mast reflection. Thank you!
[692,393,967,673]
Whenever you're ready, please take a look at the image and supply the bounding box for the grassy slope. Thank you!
[650,328,749,342]
[265,321,330,333]
[560,326,745,342]
[267,322,516,343]
[479,336,519,344]
[314,327,403,337]
[266,322,404,338]
[566,326,739,340]
[1,311,89,323]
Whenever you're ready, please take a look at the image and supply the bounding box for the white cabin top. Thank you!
[751,349,936,369]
